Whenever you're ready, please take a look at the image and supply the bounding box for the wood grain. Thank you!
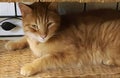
[0,0,120,2]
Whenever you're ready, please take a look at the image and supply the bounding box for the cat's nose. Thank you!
[40,34,46,39]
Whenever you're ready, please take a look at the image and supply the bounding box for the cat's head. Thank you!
[19,2,60,43]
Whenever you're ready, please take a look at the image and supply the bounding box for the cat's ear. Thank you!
[48,2,58,12]
[18,3,32,17]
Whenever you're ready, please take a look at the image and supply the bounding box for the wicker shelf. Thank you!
[0,0,120,2]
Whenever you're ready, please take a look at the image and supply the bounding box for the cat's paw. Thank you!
[5,41,17,51]
[20,63,38,76]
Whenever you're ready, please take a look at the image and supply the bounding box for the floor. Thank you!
[1,40,120,78]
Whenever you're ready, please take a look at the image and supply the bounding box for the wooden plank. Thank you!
[0,0,120,2]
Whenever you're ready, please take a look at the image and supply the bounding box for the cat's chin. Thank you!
[38,39,47,43]
[37,36,50,43]
[37,34,55,43]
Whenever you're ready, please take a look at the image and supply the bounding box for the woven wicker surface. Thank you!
[0,0,120,2]
[1,40,120,78]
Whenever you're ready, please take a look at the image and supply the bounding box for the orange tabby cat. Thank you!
[5,2,120,76]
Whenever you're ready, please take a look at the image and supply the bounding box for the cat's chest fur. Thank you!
[26,37,65,57]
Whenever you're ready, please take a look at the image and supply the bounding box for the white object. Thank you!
[0,2,15,16]
[0,18,24,36]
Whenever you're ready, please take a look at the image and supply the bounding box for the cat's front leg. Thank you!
[21,52,77,76]
[20,63,38,76]
[5,36,28,50]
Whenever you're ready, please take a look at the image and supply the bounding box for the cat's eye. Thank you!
[47,22,54,28]
[31,25,38,30]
